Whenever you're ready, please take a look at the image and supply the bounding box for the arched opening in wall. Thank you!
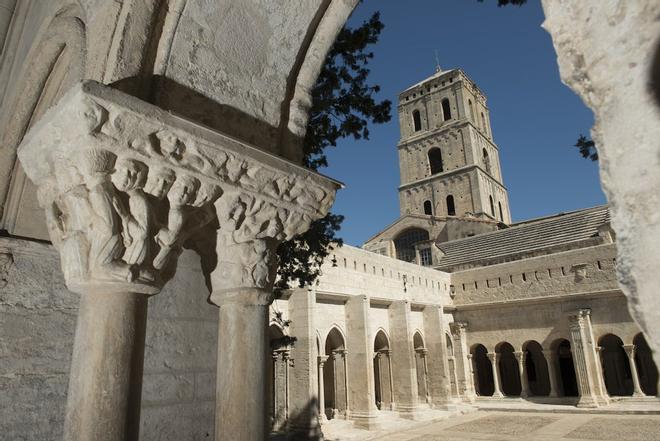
[428,148,444,175]
[634,333,659,396]
[269,324,288,429]
[423,200,433,215]
[394,228,429,263]
[498,202,504,222]
[324,328,347,420]
[468,99,475,122]
[471,344,494,396]
[599,334,633,396]
[482,148,491,174]
[489,195,495,217]
[523,341,550,397]
[373,330,392,410]
[441,98,452,121]
[446,195,456,216]
[412,109,422,132]
[553,339,579,397]
[496,342,521,396]
[1,12,86,239]
[446,333,458,398]
[413,332,429,403]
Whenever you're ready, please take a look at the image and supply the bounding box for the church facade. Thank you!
[266,68,659,434]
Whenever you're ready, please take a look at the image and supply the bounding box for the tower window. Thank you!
[498,202,504,221]
[481,112,488,136]
[423,200,433,215]
[442,99,452,121]
[412,110,422,132]
[446,195,456,216]
[482,148,491,174]
[489,195,495,216]
[468,99,475,122]
[428,148,444,174]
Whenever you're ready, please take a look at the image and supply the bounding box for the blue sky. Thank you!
[321,0,606,247]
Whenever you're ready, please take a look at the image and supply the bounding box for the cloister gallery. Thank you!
[1,1,660,441]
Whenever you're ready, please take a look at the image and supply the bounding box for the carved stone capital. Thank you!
[450,321,468,336]
[17,81,341,296]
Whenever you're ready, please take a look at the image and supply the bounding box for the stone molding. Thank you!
[17,81,341,295]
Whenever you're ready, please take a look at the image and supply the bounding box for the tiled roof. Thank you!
[434,205,610,270]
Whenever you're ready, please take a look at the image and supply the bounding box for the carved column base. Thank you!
[64,290,148,441]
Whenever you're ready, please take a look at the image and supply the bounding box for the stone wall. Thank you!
[451,244,619,304]
[0,237,217,440]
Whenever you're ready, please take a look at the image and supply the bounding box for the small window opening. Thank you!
[428,148,444,174]
[423,200,433,215]
[412,110,422,132]
[446,195,456,216]
[489,195,495,216]
[441,98,452,121]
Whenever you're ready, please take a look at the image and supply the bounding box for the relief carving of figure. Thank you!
[143,165,175,200]
[152,175,199,270]
[77,149,133,283]
[111,158,152,272]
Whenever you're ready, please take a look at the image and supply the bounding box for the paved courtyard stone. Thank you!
[443,414,559,436]
[567,417,660,441]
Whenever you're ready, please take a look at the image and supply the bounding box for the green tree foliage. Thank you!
[574,134,599,161]
[274,12,392,295]
[477,0,528,6]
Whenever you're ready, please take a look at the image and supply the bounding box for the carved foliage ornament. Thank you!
[18,81,340,294]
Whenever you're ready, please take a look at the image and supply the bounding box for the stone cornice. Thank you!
[452,289,623,311]
[398,164,507,192]
[19,81,341,220]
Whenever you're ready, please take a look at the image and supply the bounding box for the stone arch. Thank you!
[446,194,456,216]
[441,98,451,121]
[551,338,579,397]
[0,7,86,238]
[496,341,521,396]
[412,109,422,131]
[423,199,433,215]
[324,327,347,420]
[471,343,494,396]
[522,340,550,397]
[428,147,444,174]
[393,228,429,263]
[633,333,658,395]
[413,331,428,403]
[373,329,392,410]
[599,333,633,396]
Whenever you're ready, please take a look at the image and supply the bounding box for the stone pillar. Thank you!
[487,352,504,398]
[422,306,453,407]
[332,350,347,415]
[16,82,235,441]
[467,354,477,397]
[542,349,561,398]
[345,295,379,429]
[287,288,321,434]
[389,300,419,419]
[386,350,395,410]
[19,80,340,441]
[623,345,646,397]
[595,346,611,401]
[568,309,599,408]
[514,351,530,398]
[451,322,476,401]
[375,352,385,409]
[416,348,430,404]
[318,356,328,423]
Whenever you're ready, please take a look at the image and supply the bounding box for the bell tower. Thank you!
[396,68,511,224]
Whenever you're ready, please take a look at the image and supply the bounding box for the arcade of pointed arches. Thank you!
[469,333,658,399]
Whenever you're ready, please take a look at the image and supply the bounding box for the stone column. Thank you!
[389,300,419,419]
[342,350,350,417]
[487,352,504,398]
[623,345,646,397]
[287,288,320,434]
[318,356,328,423]
[467,354,477,397]
[451,321,476,401]
[19,80,340,441]
[422,306,453,407]
[16,83,234,441]
[346,295,379,429]
[418,348,431,404]
[542,349,561,398]
[568,309,599,408]
[595,346,610,401]
[386,350,395,410]
[272,351,282,429]
[375,352,384,409]
[514,351,530,398]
